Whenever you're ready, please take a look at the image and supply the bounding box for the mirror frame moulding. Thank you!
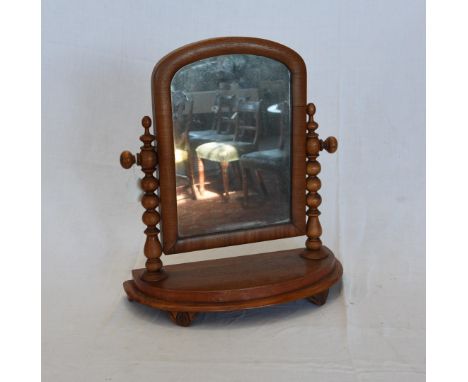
[152,37,307,254]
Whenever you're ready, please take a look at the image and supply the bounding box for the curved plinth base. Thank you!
[123,246,342,326]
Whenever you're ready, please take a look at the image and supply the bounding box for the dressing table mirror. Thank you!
[120,37,342,326]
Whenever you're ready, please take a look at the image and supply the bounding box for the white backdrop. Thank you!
[42,1,425,381]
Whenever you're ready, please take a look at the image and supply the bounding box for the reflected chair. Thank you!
[188,94,238,148]
[196,100,262,200]
[172,91,198,199]
[240,101,290,202]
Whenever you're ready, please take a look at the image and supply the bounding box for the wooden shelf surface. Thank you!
[124,247,342,313]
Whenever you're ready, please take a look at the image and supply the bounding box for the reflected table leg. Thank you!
[220,161,230,200]
[198,157,205,195]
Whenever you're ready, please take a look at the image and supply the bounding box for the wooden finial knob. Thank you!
[321,137,338,153]
[120,150,136,169]
[306,103,316,117]
[141,116,152,129]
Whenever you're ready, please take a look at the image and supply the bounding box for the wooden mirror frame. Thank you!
[153,37,306,254]
[120,37,342,327]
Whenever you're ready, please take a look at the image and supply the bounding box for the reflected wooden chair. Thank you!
[188,94,238,148]
[172,91,199,199]
[196,100,262,200]
[239,101,290,202]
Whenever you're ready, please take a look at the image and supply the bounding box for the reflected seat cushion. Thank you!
[196,141,256,163]
[188,130,234,147]
[240,149,288,169]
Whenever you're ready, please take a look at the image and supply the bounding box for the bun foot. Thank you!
[307,289,329,306]
[168,311,197,327]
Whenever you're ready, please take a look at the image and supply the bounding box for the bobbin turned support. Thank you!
[303,103,338,260]
[120,116,167,283]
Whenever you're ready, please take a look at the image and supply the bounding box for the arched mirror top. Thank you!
[150,37,308,254]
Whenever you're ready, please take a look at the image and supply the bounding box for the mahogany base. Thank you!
[123,246,342,326]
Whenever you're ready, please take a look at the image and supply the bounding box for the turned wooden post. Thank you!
[303,103,338,259]
[120,116,167,282]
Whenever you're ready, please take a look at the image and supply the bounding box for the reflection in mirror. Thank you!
[171,54,291,238]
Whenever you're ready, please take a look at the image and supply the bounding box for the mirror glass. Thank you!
[171,54,291,238]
